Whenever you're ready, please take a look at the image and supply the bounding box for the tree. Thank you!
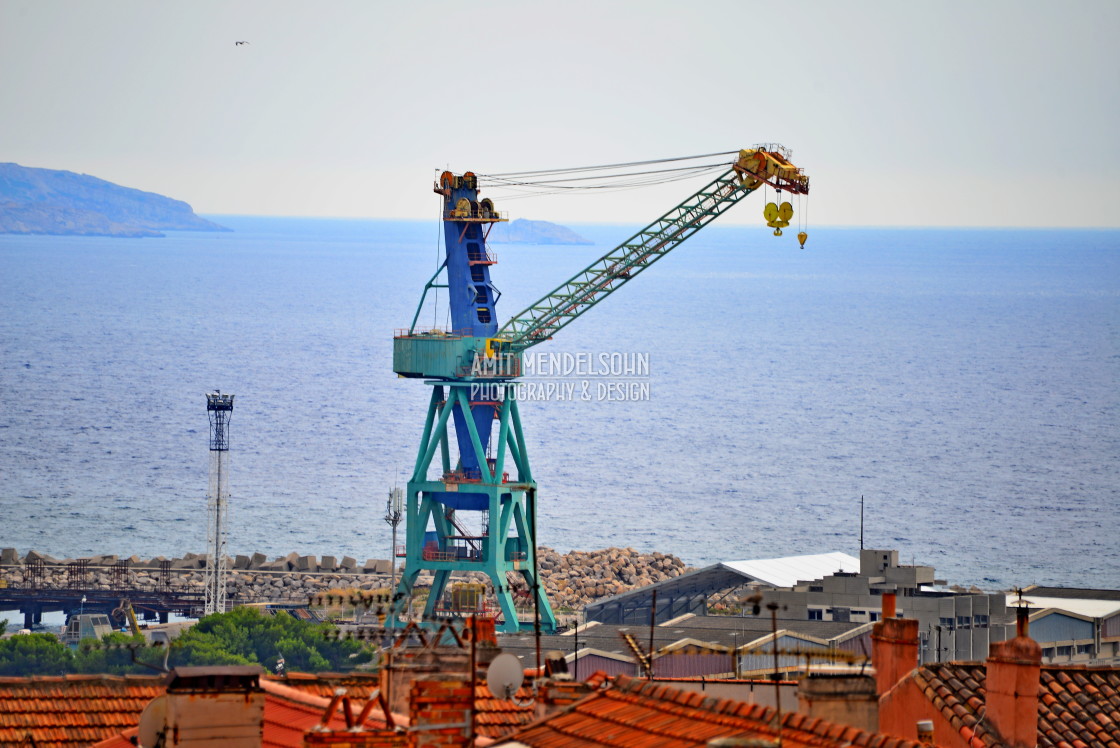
[73,632,150,675]
[168,607,371,673]
[0,633,73,676]
[0,607,372,676]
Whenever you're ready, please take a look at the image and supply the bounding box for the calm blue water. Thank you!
[1,218,1117,591]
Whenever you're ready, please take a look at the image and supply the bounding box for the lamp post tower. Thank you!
[204,391,234,616]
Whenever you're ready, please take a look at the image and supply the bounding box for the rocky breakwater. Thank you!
[0,546,689,612]
[0,548,396,604]
[535,546,689,611]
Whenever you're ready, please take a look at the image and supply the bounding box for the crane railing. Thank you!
[493,148,807,353]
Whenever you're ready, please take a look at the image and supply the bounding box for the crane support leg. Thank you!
[389,380,557,633]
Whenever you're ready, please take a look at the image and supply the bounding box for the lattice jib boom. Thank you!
[495,147,808,352]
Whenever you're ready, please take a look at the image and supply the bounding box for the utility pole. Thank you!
[384,487,404,595]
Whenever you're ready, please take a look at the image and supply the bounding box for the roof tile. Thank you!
[499,675,928,748]
[0,674,165,748]
[912,663,1120,748]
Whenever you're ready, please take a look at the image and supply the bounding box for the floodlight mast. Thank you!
[204,391,234,616]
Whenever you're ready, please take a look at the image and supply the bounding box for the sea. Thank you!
[1,218,1117,593]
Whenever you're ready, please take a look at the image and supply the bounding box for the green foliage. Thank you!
[168,606,371,673]
[0,607,371,677]
[73,632,149,675]
[0,633,73,676]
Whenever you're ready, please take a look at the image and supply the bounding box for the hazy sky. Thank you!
[2,1,1117,226]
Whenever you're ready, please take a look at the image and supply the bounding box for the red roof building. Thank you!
[874,594,1120,748]
[0,673,164,748]
[495,673,929,748]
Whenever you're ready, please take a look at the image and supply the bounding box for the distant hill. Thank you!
[0,163,227,237]
[487,218,591,245]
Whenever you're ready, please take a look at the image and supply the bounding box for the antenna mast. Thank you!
[385,486,404,598]
[204,391,234,616]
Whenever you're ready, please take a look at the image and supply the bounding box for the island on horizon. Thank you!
[487,217,591,245]
[0,162,227,238]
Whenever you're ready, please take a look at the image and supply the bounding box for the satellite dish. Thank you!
[137,694,168,748]
[486,652,524,699]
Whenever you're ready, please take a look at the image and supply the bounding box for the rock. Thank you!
[320,555,337,572]
[249,552,267,569]
[340,556,358,571]
[1,548,20,564]
[296,555,317,572]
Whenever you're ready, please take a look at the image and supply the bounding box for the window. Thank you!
[957,616,971,629]
[1057,646,1073,658]
[1077,644,1093,655]
[939,617,955,630]
[974,614,989,627]
[869,612,881,622]
[808,609,823,621]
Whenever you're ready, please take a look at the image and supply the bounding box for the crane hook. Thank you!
[797,231,808,249]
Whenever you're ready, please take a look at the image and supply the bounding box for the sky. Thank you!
[1,0,1118,227]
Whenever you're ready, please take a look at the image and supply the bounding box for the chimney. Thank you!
[984,607,1040,748]
[379,620,496,717]
[409,675,473,748]
[916,719,935,745]
[797,673,878,732]
[143,666,265,747]
[871,592,918,696]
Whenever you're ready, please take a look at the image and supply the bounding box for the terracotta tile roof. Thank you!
[90,727,135,748]
[265,672,382,700]
[260,680,359,748]
[472,683,536,738]
[912,663,997,747]
[272,672,535,738]
[0,674,164,748]
[1038,668,1120,748]
[0,672,400,748]
[498,674,927,748]
[913,662,1120,748]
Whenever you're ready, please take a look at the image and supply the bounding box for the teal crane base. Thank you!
[389,381,557,634]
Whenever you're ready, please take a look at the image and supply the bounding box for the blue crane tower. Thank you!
[391,148,810,633]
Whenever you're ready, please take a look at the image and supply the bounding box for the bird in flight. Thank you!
[235,40,250,46]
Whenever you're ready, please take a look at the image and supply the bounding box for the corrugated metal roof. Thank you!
[722,552,860,588]
[1013,594,1120,619]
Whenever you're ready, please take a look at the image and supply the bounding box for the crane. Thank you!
[390,146,810,632]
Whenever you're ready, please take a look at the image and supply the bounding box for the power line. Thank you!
[479,150,738,178]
